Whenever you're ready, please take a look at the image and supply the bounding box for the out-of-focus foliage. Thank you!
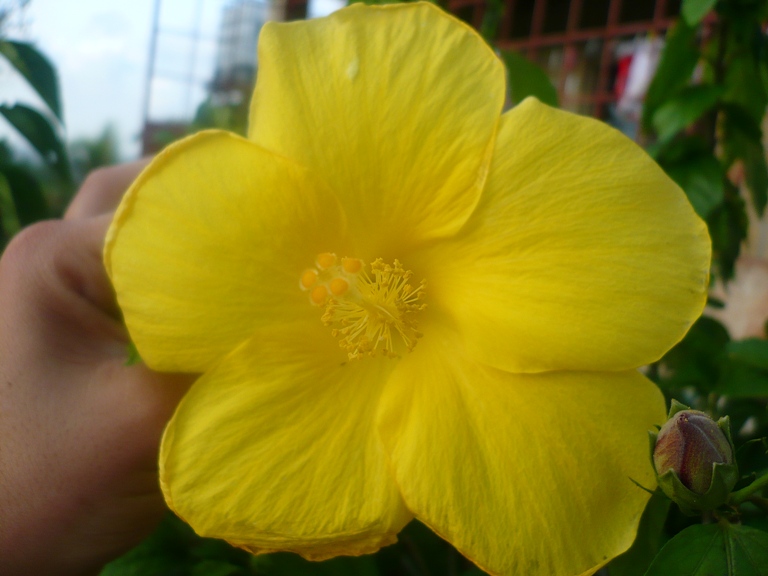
[601,1,768,575]
[70,124,120,181]
[501,50,559,107]
[193,96,250,137]
[644,0,768,281]
[0,6,73,245]
[101,513,483,576]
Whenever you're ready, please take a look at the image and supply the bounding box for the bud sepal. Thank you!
[649,400,738,514]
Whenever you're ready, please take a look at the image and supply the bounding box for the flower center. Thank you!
[300,252,426,360]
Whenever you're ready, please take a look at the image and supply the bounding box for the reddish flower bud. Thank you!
[653,409,733,495]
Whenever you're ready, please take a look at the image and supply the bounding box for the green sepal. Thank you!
[655,462,739,514]
[716,415,735,453]
[667,399,691,419]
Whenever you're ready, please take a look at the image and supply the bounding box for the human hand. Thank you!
[0,161,194,575]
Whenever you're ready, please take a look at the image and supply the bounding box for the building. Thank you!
[209,0,288,107]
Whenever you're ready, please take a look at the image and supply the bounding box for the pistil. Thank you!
[300,254,426,359]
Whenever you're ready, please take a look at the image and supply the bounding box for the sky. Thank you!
[0,0,344,161]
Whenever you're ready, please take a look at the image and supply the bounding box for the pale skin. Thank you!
[0,161,195,575]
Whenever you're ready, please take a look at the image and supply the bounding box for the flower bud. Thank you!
[649,401,738,513]
[653,410,733,494]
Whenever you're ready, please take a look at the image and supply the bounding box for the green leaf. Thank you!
[100,513,252,576]
[0,40,63,121]
[607,491,671,576]
[0,104,72,183]
[125,341,142,366]
[717,362,768,397]
[374,519,466,576]
[681,0,717,26]
[652,85,724,143]
[657,316,730,392]
[644,523,768,576]
[722,105,768,216]
[664,151,725,218]
[190,561,245,576]
[643,20,700,130]
[0,171,20,243]
[501,50,558,108]
[707,180,748,281]
[722,56,768,125]
[728,338,768,370]
[0,164,50,226]
[479,0,504,43]
[252,553,380,576]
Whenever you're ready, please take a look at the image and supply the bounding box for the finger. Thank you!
[65,159,151,220]
[0,215,124,350]
[56,214,121,318]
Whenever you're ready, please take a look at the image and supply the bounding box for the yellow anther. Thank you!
[330,277,349,296]
[310,284,329,306]
[342,257,363,274]
[300,269,318,290]
[316,252,337,270]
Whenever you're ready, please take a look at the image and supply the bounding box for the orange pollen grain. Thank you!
[310,284,328,306]
[329,277,349,296]
[342,257,363,273]
[316,252,337,270]
[300,269,318,290]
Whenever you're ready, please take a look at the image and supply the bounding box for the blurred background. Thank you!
[0,0,693,160]
[0,0,346,162]
[2,1,768,575]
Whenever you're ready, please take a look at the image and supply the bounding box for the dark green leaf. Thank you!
[658,316,730,392]
[100,513,252,576]
[707,295,726,309]
[0,164,49,226]
[664,150,725,218]
[742,145,768,217]
[707,181,748,281]
[190,561,245,576]
[607,491,671,576]
[501,50,558,108]
[252,553,380,576]
[728,338,768,370]
[652,85,724,142]
[722,55,768,125]
[717,362,768,397]
[0,104,72,183]
[0,171,20,243]
[644,523,768,576]
[374,519,468,576]
[643,20,699,130]
[681,0,717,25]
[479,0,504,43]
[0,40,62,121]
[722,105,768,216]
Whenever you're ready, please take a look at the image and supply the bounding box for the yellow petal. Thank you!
[105,130,348,373]
[160,323,412,558]
[377,328,665,576]
[415,98,710,373]
[249,2,505,257]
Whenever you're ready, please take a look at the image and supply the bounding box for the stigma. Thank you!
[300,253,426,360]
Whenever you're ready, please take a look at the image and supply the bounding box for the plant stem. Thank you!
[747,495,768,514]
[729,471,768,505]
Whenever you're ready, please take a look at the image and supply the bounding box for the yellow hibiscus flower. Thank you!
[104,3,710,575]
